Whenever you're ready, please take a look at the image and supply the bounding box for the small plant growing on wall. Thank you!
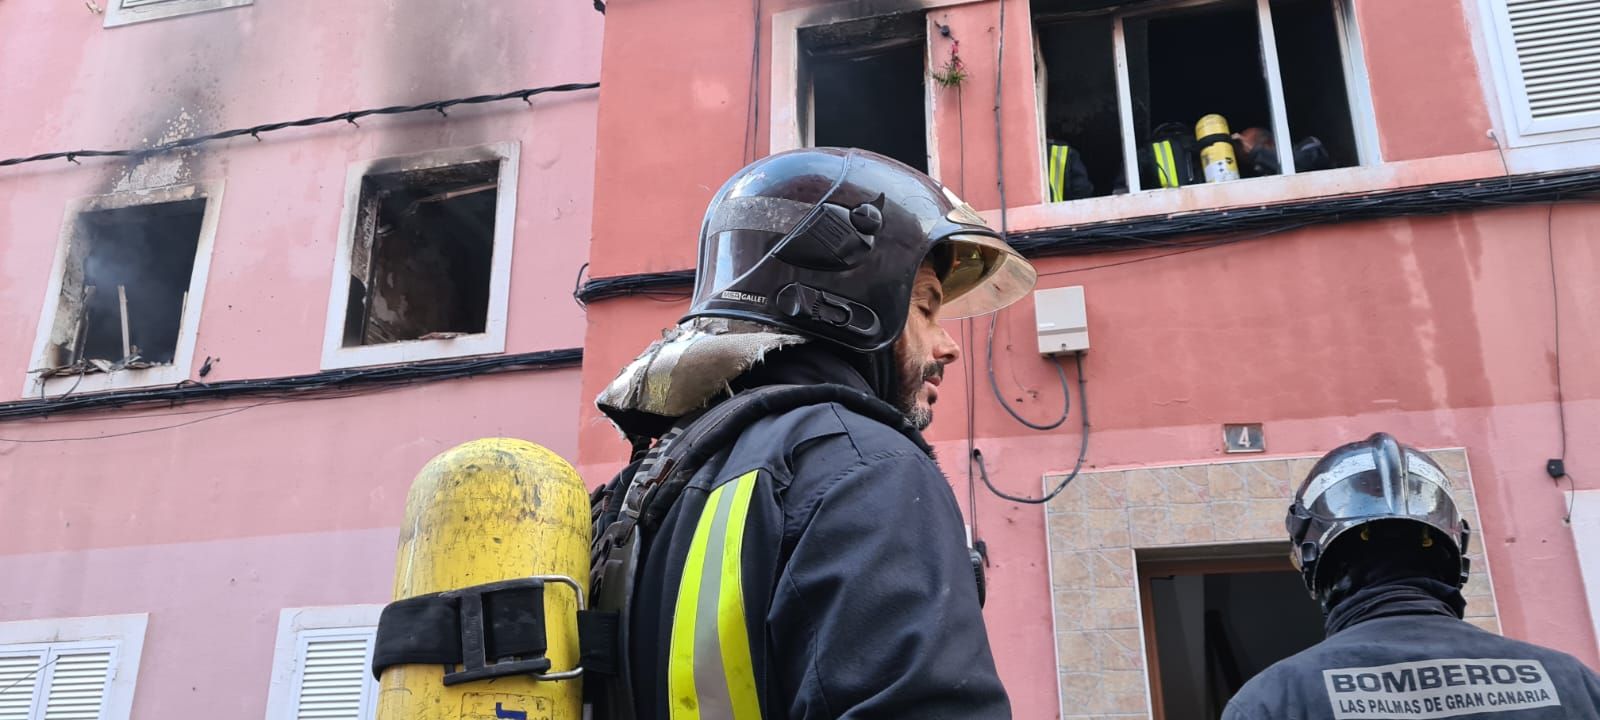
[931,29,967,89]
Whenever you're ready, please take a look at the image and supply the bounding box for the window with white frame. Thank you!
[321,142,519,370]
[1033,0,1377,201]
[0,614,148,720]
[264,606,382,720]
[1481,0,1600,145]
[103,0,253,28]
[23,183,222,398]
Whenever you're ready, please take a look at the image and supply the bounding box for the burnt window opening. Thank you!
[342,161,499,348]
[42,198,206,376]
[1141,556,1324,719]
[1038,15,1122,198]
[801,12,929,173]
[1036,0,1361,201]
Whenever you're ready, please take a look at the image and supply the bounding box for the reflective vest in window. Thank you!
[1139,123,1201,189]
[1046,142,1094,202]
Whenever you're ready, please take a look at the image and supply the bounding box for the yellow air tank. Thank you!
[375,438,591,720]
[1194,113,1240,183]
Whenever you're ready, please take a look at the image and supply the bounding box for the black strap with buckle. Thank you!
[371,575,585,686]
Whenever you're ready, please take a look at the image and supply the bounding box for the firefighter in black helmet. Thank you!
[589,148,1032,719]
[1223,433,1600,720]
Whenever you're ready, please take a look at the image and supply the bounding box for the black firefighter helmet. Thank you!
[685,147,1036,352]
[1286,433,1472,601]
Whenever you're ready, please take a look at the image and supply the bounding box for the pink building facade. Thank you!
[2,0,1599,719]
[0,1,600,717]
[579,0,1600,718]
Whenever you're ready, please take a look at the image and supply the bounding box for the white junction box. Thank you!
[1034,285,1089,356]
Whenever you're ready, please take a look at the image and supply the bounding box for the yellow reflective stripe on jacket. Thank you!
[668,471,762,720]
[1048,144,1069,202]
[1154,140,1179,189]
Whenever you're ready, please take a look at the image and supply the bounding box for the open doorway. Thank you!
[1139,548,1325,719]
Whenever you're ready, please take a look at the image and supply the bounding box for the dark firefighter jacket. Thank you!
[624,348,1011,719]
[1223,578,1600,720]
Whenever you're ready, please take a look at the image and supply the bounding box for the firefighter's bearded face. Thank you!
[891,261,962,430]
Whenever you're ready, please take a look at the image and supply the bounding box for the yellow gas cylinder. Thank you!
[1194,113,1240,183]
[376,438,591,720]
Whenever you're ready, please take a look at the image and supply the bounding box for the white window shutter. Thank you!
[0,654,42,720]
[293,634,375,720]
[1506,0,1600,121]
[41,651,112,720]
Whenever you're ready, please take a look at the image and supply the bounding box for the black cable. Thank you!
[1,347,581,423]
[975,352,1089,504]
[987,312,1070,430]
[1039,222,1314,277]
[1547,203,1569,462]
[594,0,605,13]
[957,84,968,196]
[1545,202,1578,525]
[573,262,591,308]
[574,170,1600,303]
[0,83,599,170]
[744,0,764,164]
[964,316,979,540]
[0,402,273,443]
[994,0,1009,239]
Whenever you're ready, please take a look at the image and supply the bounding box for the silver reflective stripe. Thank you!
[691,483,739,719]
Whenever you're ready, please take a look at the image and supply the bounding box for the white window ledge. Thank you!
[989,147,1564,235]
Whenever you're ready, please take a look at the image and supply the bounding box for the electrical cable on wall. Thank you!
[1,347,582,425]
[743,0,764,164]
[974,352,1089,505]
[1545,202,1577,523]
[0,83,599,170]
[574,169,1600,304]
[992,0,1004,238]
[986,311,1070,430]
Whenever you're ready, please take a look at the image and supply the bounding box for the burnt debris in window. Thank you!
[42,198,206,376]
[801,12,929,173]
[342,160,498,347]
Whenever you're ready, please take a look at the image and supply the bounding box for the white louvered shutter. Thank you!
[0,654,42,720]
[293,633,375,720]
[1505,0,1600,123]
[41,651,112,720]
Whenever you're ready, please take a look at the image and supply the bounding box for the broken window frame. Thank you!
[771,0,973,181]
[320,141,521,371]
[103,0,253,28]
[1035,0,1380,198]
[23,182,223,398]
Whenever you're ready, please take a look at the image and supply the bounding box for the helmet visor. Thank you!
[938,233,1038,320]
